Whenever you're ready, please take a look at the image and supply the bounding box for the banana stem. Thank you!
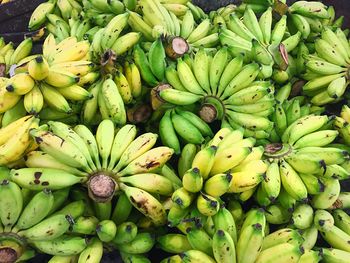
[87,173,118,203]
[263,143,293,159]
[127,104,152,124]
[164,36,189,59]
[199,96,225,123]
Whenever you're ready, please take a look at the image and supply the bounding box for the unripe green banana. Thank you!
[15,189,54,230]
[78,237,103,263]
[113,221,138,245]
[96,220,117,242]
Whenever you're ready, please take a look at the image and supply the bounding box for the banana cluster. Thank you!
[11,120,174,225]
[128,0,216,51]
[0,116,39,165]
[255,114,349,211]
[168,127,267,226]
[157,48,275,138]
[219,6,301,79]
[159,107,213,154]
[0,35,93,116]
[28,0,82,31]
[303,27,350,105]
[0,179,89,261]
[239,1,331,38]
[0,38,33,78]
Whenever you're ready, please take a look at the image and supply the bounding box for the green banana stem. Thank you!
[199,96,225,123]
[0,233,26,263]
[263,143,293,159]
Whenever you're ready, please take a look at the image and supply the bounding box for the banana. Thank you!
[262,228,303,251]
[291,203,314,229]
[302,226,318,250]
[321,224,350,252]
[9,38,33,66]
[119,173,174,196]
[70,216,98,235]
[29,2,55,30]
[178,143,197,178]
[255,243,303,263]
[0,115,37,165]
[187,19,211,44]
[220,62,260,99]
[212,207,237,244]
[120,184,166,225]
[159,88,202,105]
[306,59,346,75]
[186,226,213,256]
[321,248,350,263]
[327,76,347,99]
[23,84,44,114]
[196,192,219,216]
[134,44,158,86]
[30,128,89,170]
[193,48,210,94]
[112,221,138,245]
[157,233,192,253]
[171,113,204,144]
[265,203,291,225]
[96,220,117,242]
[204,173,232,197]
[148,38,166,82]
[159,110,181,155]
[113,132,158,172]
[0,180,23,230]
[333,209,350,235]
[237,221,265,263]
[15,189,54,230]
[10,167,84,190]
[279,160,308,201]
[78,237,103,263]
[177,58,205,95]
[299,173,325,195]
[18,214,73,241]
[191,145,216,180]
[315,38,348,67]
[117,232,155,254]
[180,250,216,263]
[40,83,73,113]
[243,6,264,43]
[212,230,236,263]
[312,178,340,209]
[289,1,328,18]
[100,77,126,126]
[211,146,251,175]
[111,32,141,56]
[293,130,338,149]
[210,47,229,96]
[6,73,35,95]
[32,235,87,256]
[73,124,101,169]
[283,115,328,144]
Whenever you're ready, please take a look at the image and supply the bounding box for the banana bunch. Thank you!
[11,120,174,225]
[87,13,141,60]
[167,127,267,226]
[81,70,142,126]
[127,0,215,51]
[269,87,325,143]
[0,115,39,165]
[219,6,303,79]
[45,14,99,43]
[238,0,330,40]
[28,0,83,31]
[158,107,213,154]
[303,27,350,105]
[0,34,94,116]
[81,0,127,26]
[0,37,33,78]
[255,114,347,210]
[156,47,275,138]
[0,180,89,260]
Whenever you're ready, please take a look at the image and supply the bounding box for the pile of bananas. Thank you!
[2,0,350,262]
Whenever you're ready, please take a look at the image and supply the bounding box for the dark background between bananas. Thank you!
[0,0,349,262]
